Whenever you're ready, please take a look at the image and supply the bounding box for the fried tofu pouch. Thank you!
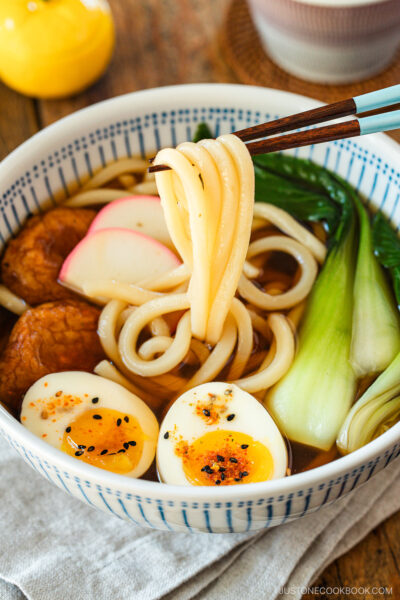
[0,300,104,414]
[1,207,96,305]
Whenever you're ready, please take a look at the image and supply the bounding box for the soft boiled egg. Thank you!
[20,372,159,478]
[157,382,287,486]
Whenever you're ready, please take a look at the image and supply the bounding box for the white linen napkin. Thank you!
[0,435,398,600]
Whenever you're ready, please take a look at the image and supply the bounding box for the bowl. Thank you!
[0,83,400,534]
[247,0,400,84]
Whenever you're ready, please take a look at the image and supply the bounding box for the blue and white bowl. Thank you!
[0,84,399,533]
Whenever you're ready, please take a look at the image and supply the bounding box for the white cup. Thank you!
[248,0,400,84]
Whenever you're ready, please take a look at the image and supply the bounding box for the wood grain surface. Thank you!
[0,1,399,597]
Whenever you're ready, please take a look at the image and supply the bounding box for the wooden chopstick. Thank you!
[148,85,400,173]
[245,119,361,156]
[148,119,360,172]
[234,98,356,142]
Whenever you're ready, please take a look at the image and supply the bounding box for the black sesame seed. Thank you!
[93,414,102,420]
[215,480,221,485]
[116,418,122,426]
[100,449,108,455]
[241,444,249,449]
[234,477,241,482]
[129,441,136,446]
[65,426,71,433]
[87,446,95,452]
[227,414,235,421]
[163,431,169,439]
[118,449,126,453]
[201,466,207,472]
[203,465,213,474]
[241,471,249,478]
[124,416,129,423]
[220,473,226,481]
[78,444,86,449]
[216,454,225,462]
[229,457,238,463]
[123,442,130,450]
[202,409,211,417]
[91,397,99,404]
[219,466,226,472]
[75,450,84,457]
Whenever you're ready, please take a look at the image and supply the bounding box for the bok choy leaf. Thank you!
[373,212,400,307]
[337,351,400,453]
[192,122,213,143]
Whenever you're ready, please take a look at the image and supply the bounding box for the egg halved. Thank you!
[20,371,159,478]
[157,382,287,486]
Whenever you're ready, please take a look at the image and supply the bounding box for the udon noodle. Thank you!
[0,134,327,404]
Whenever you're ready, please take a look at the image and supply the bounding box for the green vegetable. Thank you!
[264,161,358,451]
[267,218,357,450]
[192,122,213,143]
[337,351,400,453]
[253,154,345,237]
[350,196,400,377]
[373,212,400,307]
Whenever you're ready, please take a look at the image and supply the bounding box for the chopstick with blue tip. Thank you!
[148,85,400,172]
[245,109,400,156]
[234,84,400,142]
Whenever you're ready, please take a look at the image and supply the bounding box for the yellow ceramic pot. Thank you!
[0,0,115,98]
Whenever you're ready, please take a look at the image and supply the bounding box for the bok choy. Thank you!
[337,350,400,453]
[350,194,400,377]
[256,156,358,451]
[254,154,400,450]
[373,211,400,307]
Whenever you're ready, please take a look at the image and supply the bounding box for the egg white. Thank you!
[21,371,159,478]
[157,382,287,486]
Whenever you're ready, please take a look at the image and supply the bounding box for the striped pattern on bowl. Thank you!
[0,84,399,533]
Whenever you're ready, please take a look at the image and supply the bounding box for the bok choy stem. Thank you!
[263,164,358,451]
[267,215,357,451]
[337,350,400,453]
[350,195,400,377]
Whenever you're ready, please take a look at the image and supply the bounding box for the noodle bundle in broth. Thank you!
[1,123,400,486]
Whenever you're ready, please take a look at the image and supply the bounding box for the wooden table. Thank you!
[0,1,399,597]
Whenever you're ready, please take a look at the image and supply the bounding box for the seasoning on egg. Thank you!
[227,414,235,421]
[164,431,169,439]
[20,373,159,479]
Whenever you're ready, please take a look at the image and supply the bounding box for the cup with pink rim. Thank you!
[247,0,400,84]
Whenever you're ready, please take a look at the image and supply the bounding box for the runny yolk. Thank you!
[176,430,274,486]
[61,408,144,474]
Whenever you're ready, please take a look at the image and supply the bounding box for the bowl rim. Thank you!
[291,0,391,7]
[1,82,400,501]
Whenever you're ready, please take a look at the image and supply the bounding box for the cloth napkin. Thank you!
[0,435,399,600]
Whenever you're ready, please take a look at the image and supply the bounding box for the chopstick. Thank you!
[148,84,400,173]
